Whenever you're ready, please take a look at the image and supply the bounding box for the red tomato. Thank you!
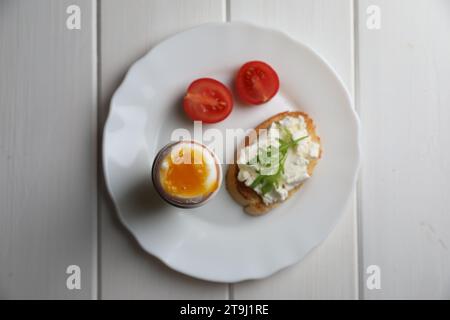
[183,78,233,123]
[235,61,280,105]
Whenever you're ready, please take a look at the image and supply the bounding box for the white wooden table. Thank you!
[1,0,449,300]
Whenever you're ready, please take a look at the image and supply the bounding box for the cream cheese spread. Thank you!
[237,115,320,205]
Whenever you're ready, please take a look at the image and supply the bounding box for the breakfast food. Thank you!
[183,78,233,123]
[235,61,279,105]
[173,62,318,214]
[226,111,321,215]
[152,141,222,208]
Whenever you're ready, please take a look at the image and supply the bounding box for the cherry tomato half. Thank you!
[235,61,280,105]
[183,78,233,123]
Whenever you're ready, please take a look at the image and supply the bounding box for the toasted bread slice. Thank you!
[226,111,322,216]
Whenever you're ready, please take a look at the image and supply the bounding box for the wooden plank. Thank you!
[357,0,450,299]
[99,0,228,299]
[229,0,357,299]
[0,0,97,299]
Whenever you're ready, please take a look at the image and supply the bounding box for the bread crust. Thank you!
[226,111,322,216]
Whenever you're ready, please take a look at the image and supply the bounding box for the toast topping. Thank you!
[236,115,320,205]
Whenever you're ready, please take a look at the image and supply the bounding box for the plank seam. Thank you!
[225,0,231,22]
[352,0,364,301]
[96,0,103,301]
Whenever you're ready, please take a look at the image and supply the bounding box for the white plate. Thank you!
[103,22,360,283]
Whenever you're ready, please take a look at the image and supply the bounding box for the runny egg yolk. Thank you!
[159,146,217,198]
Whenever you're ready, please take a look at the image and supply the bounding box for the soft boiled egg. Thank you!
[152,141,222,208]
